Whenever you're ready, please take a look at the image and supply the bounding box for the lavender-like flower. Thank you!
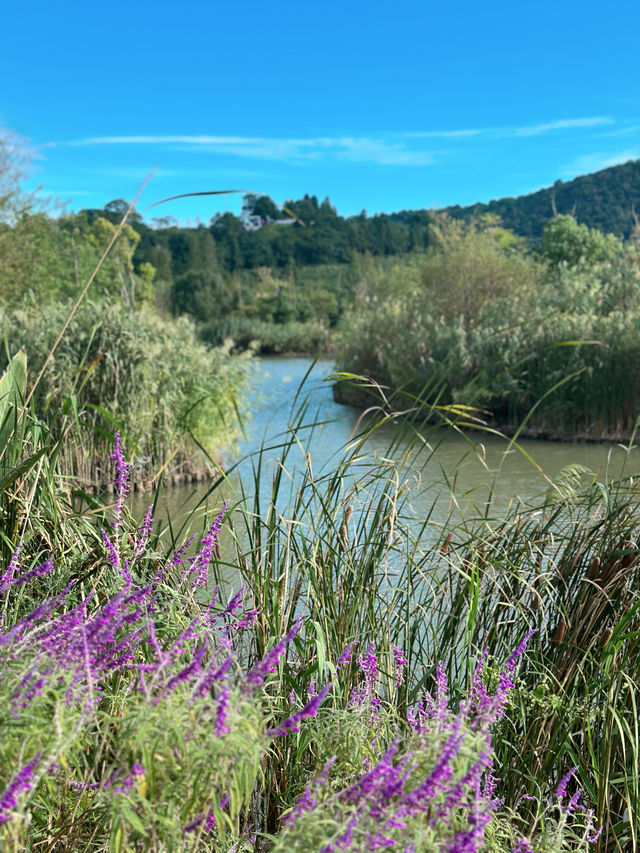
[0,556,53,595]
[470,630,537,728]
[164,533,197,579]
[110,431,132,533]
[393,645,408,687]
[336,640,358,668]
[214,686,231,736]
[350,642,382,720]
[268,683,332,736]
[243,618,301,692]
[555,765,578,799]
[132,505,154,559]
[0,540,23,590]
[182,502,228,587]
[0,753,41,825]
[101,529,120,569]
[111,762,145,795]
[283,758,335,828]
[511,840,534,853]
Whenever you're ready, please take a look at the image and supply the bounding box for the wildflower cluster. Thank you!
[0,435,303,841]
[0,436,602,850]
[275,635,600,852]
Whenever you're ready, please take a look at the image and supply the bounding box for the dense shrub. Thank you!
[0,301,251,482]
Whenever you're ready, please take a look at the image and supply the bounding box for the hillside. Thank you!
[444,158,640,239]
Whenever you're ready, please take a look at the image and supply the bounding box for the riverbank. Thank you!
[333,377,639,444]
[3,401,639,849]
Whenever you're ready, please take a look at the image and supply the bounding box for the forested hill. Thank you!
[85,159,640,289]
[445,158,640,239]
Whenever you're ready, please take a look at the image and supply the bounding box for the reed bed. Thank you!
[1,348,631,849]
[0,300,250,487]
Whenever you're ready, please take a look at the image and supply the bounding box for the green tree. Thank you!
[540,215,622,268]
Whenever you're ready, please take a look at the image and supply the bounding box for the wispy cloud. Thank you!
[408,117,614,139]
[562,148,640,176]
[65,117,617,167]
[406,128,482,138]
[514,117,614,137]
[69,134,438,166]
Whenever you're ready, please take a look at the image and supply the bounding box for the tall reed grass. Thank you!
[0,405,610,850]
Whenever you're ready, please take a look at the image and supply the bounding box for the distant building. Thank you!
[242,214,297,232]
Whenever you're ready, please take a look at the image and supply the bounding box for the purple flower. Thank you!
[284,758,335,828]
[191,654,233,701]
[132,505,154,559]
[0,540,23,590]
[165,534,197,579]
[0,556,53,595]
[214,686,231,736]
[470,630,537,728]
[555,765,578,799]
[110,431,132,533]
[350,643,381,718]
[243,619,301,692]
[0,753,41,825]
[101,529,120,569]
[182,502,228,587]
[393,645,408,687]
[268,683,332,736]
[336,640,358,668]
[511,840,534,853]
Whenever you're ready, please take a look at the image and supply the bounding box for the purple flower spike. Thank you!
[512,841,534,853]
[214,686,231,736]
[132,506,154,559]
[393,645,408,687]
[555,765,578,799]
[0,556,53,595]
[101,529,119,569]
[283,758,335,828]
[183,502,229,588]
[268,683,332,736]
[0,540,23,590]
[110,431,132,533]
[336,640,358,668]
[243,618,302,692]
[350,642,381,718]
[0,752,41,825]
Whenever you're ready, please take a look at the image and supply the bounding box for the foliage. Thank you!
[0,302,250,483]
[337,214,640,437]
[8,348,640,849]
[539,215,623,268]
[446,159,640,239]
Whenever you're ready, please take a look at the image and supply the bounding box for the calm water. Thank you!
[131,356,639,534]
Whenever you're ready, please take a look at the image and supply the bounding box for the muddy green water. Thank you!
[131,357,639,542]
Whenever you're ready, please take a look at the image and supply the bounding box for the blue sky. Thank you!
[3,0,640,223]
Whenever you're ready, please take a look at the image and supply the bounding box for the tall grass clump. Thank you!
[0,299,250,485]
[1,359,613,851]
[336,214,640,440]
[0,425,600,852]
[201,389,639,851]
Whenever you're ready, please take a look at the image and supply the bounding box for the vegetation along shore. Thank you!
[2,131,640,850]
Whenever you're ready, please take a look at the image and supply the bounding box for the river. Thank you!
[131,356,640,538]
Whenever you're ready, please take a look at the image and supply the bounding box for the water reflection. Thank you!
[131,356,639,538]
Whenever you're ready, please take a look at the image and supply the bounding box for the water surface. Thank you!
[132,356,639,536]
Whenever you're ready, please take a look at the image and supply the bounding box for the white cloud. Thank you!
[408,117,614,139]
[514,117,614,137]
[562,148,640,176]
[68,133,439,167]
[64,117,619,167]
[406,128,482,138]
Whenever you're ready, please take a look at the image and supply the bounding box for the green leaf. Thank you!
[0,446,50,493]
